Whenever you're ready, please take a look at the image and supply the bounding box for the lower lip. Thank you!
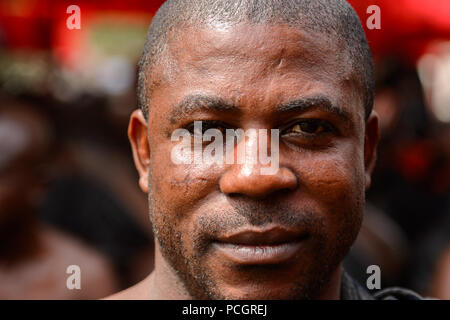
[213,241,304,265]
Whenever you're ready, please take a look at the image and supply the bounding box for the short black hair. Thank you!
[137,0,374,120]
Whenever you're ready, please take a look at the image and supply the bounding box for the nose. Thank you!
[220,164,298,198]
[219,130,297,198]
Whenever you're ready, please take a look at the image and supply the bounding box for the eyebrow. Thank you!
[169,94,351,124]
[275,96,351,121]
[169,94,239,124]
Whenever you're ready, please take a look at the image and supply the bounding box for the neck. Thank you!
[148,243,192,300]
[316,263,343,300]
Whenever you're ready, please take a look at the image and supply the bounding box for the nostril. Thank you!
[226,192,242,198]
[277,188,296,195]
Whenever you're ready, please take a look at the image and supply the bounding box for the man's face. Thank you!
[130,23,378,299]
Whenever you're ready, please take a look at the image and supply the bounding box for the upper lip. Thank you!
[216,227,308,246]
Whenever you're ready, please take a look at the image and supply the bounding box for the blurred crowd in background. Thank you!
[0,0,449,299]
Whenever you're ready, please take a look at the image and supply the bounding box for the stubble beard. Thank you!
[148,188,363,300]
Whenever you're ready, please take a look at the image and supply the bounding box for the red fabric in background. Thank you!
[348,0,450,64]
[0,0,166,50]
[1,0,450,63]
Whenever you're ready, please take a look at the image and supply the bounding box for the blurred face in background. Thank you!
[0,107,49,223]
[129,23,379,299]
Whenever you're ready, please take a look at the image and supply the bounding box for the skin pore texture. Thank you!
[108,21,379,300]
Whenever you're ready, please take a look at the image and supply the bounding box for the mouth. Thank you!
[213,227,309,265]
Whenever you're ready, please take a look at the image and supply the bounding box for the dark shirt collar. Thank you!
[340,270,375,300]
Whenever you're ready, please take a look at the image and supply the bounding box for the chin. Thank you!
[210,280,317,300]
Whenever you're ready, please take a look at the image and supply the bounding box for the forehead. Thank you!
[150,22,361,121]
[170,23,347,69]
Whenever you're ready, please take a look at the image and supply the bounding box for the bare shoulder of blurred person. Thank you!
[0,225,118,300]
[0,101,118,299]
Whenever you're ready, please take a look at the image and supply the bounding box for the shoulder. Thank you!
[0,226,118,299]
[104,274,152,300]
[40,225,119,298]
[429,244,450,299]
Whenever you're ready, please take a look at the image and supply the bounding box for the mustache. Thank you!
[195,199,325,243]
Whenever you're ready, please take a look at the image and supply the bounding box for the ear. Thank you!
[364,110,380,190]
[128,109,150,193]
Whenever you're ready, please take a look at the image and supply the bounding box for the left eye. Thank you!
[283,120,333,135]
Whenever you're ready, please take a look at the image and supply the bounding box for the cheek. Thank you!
[302,153,363,204]
[150,143,221,217]
[293,145,365,233]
